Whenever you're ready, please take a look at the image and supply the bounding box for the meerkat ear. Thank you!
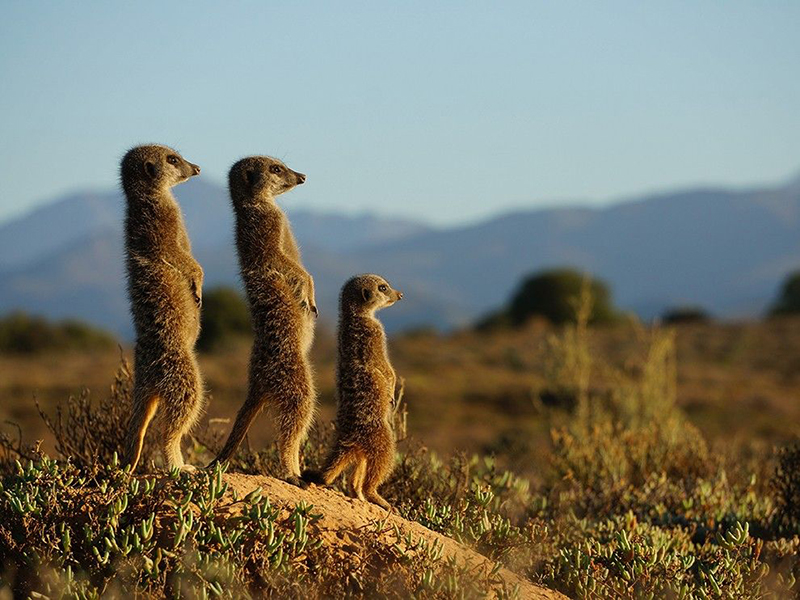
[143,161,157,179]
[362,288,372,302]
[245,169,258,187]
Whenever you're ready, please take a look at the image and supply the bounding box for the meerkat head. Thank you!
[229,156,306,204]
[121,145,200,193]
[341,274,403,314]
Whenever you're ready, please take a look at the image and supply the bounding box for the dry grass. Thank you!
[3,316,800,474]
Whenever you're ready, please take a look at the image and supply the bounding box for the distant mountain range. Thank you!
[1,172,799,337]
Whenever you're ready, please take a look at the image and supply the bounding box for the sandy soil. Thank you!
[220,473,566,600]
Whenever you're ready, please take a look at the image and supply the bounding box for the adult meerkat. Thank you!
[305,274,403,510]
[209,156,316,486]
[120,144,204,472]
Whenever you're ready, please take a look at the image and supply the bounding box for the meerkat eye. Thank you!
[269,165,282,174]
[378,284,388,293]
[167,155,179,165]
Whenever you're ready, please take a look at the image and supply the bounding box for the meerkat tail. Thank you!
[301,445,359,486]
[324,447,361,485]
[124,394,160,473]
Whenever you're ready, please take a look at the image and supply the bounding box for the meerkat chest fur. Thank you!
[234,202,283,282]
[126,193,188,260]
[124,187,202,318]
[233,199,314,324]
[281,213,303,263]
[338,313,395,413]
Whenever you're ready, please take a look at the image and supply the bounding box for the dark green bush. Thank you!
[508,269,617,326]
[770,271,800,316]
[661,305,711,324]
[476,268,618,330]
[0,311,116,354]
[197,286,252,352]
[474,309,512,332]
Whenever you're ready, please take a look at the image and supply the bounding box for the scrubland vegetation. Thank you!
[3,273,800,597]
[0,311,116,354]
[770,272,800,317]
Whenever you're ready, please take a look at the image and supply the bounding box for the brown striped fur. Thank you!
[305,274,403,509]
[209,156,316,486]
[120,144,205,472]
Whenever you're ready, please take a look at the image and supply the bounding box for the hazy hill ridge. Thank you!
[0,173,798,336]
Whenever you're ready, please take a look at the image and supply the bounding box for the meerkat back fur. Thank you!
[120,144,205,472]
[209,156,317,485]
[304,274,403,510]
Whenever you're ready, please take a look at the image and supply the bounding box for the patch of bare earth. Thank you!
[221,473,566,599]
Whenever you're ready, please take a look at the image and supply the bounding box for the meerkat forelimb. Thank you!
[303,274,403,510]
[120,144,205,472]
[209,157,317,485]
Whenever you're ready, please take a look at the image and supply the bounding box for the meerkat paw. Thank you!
[285,475,309,489]
[180,464,198,473]
[366,493,392,511]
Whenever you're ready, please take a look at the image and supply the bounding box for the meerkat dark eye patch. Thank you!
[167,155,179,165]
[362,288,372,302]
[378,284,388,293]
[143,161,157,179]
[269,165,282,174]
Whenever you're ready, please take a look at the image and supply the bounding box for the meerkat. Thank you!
[120,144,205,473]
[304,274,403,510]
[209,156,317,486]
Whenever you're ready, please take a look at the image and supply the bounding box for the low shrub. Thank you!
[0,311,116,354]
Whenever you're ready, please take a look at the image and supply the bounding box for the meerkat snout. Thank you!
[295,172,306,185]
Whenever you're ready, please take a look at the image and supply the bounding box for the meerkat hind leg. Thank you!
[350,457,367,500]
[124,394,160,473]
[277,393,314,488]
[280,427,310,488]
[161,382,204,472]
[363,464,392,511]
[163,421,187,471]
[163,433,196,472]
[362,445,395,511]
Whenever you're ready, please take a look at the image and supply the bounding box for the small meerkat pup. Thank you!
[209,156,317,486]
[305,274,403,510]
[120,144,205,472]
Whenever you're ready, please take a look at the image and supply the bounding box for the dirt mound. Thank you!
[221,473,566,600]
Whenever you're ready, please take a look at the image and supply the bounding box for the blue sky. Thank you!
[0,1,798,225]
